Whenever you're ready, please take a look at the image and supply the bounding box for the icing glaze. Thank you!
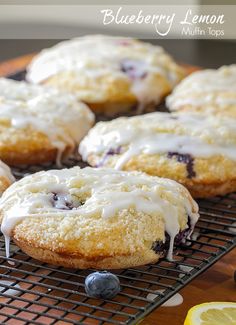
[0,167,199,260]
[162,293,183,307]
[0,77,52,102]
[166,65,236,110]
[26,35,183,106]
[147,290,183,307]
[0,90,94,165]
[79,112,236,169]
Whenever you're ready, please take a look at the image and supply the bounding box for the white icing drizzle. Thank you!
[0,77,52,102]
[147,290,183,307]
[0,88,94,165]
[166,65,236,110]
[0,167,199,260]
[26,35,183,105]
[4,235,10,258]
[79,112,236,168]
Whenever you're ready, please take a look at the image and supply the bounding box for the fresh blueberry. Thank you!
[85,271,120,299]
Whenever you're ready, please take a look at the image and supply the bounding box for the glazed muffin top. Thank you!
[0,167,199,260]
[79,111,236,169]
[166,65,236,115]
[0,83,94,164]
[26,35,185,104]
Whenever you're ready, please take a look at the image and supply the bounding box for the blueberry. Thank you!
[167,152,196,179]
[96,146,122,167]
[85,271,120,299]
[52,193,74,210]
[51,193,83,210]
[120,59,147,80]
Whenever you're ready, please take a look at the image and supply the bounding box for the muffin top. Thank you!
[26,35,185,104]
[79,111,236,169]
[0,167,199,260]
[0,81,94,164]
[166,65,236,114]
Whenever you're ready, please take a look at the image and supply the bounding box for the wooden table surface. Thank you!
[0,54,235,325]
[143,249,236,325]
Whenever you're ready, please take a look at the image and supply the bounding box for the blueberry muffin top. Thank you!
[26,35,185,107]
[79,111,236,169]
[0,167,199,261]
[79,112,236,198]
[166,65,236,116]
[0,82,94,164]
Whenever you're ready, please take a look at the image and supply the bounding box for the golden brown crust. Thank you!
[0,125,57,166]
[13,238,159,269]
[44,73,171,116]
[186,180,236,198]
[10,210,165,265]
[87,101,136,116]
[0,176,12,195]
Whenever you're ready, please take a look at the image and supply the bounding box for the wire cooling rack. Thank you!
[0,158,235,325]
[0,70,235,324]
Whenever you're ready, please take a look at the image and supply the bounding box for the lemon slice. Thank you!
[184,302,236,325]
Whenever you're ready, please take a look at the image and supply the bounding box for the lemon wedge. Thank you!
[184,302,236,325]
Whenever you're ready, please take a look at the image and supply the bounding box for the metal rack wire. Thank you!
[0,70,235,324]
